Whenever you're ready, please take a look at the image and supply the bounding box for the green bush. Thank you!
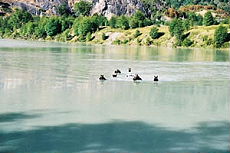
[129,17,139,29]
[60,17,74,32]
[74,17,99,36]
[86,32,92,41]
[116,16,130,30]
[109,16,117,28]
[102,33,107,40]
[145,37,152,46]
[203,11,215,26]
[149,27,159,39]
[182,38,193,47]
[133,30,142,38]
[74,1,92,16]
[113,39,121,45]
[20,21,37,37]
[7,9,33,29]
[45,18,62,36]
[143,19,152,26]
[58,4,71,16]
[183,19,190,31]
[187,12,203,26]
[214,25,228,48]
[169,19,185,45]
[92,14,108,26]
[34,17,47,38]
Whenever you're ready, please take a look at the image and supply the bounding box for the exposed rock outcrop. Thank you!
[0,0,150,17]
[91,0,149,18]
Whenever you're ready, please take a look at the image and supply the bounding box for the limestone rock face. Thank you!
[91,0,149,18]
[0,0,149,17]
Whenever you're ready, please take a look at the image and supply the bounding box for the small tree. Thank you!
[133,30,142,38]
[109,16,117,28]
[183,19,190,31]
[169,19,185,45]
[34,17,47,38]
[76,17,98,36]
[45,18,62,36]
[129,17,139,29]
[20,21,37,37]
[182,38,193,47]
[214,25,228,48]
[133,11,145,27]
[58,4,71,16]
[86,32,92,41]
[102,33,107,40]
[116,16,129,30]
[93,14,108,26]
[7,9,33,29]
[149,27,159,39]
[74,1,92,16]
[203,11,215,26]
[60,17,74,32]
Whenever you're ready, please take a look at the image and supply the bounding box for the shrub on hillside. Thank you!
[58,4,71,16]
[45,18,62,36]
[133,30,142,38]
[149,27,160,39]
[169,19,185,45]
[214,25,228,48]
[74,1,92,16]
[109,16,117,28]
[182,38,193,47]
[203,11,215,26]
[116,16,130,30]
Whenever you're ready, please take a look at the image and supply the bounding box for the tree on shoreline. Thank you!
[169,19,185,45]
[214,25,228,48]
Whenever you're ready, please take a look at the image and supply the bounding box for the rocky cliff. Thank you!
[0,0,149,17]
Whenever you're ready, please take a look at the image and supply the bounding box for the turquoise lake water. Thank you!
[0,39,230,153]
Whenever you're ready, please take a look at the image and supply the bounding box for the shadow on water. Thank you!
[0,112,40,123]
[0,113,229,153]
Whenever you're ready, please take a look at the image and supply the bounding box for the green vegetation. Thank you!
[0,0,229,49]
[141,0,230,14]
[45,17,62,36]
[102,33,107,40]
[214,25,228,48]
[74,1,92,17]
[149,27,160,39]
[169,19,185,45]
[203,11,215,26]
[134,30,142,38]
[57,4,72,17]
[187,12,203,26]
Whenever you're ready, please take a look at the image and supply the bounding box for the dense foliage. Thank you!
[74,1,92,16]
[141,0,230,13]
[214,25,228,48]
[169,19,185,44]
[0,0,229,48]
[203,11,215,26]
[57,4,72,17]
[149,27,160,39]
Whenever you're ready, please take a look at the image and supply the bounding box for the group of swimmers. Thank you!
[99,68,159,82]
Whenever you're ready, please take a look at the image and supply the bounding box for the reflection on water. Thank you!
[0,40,230,153]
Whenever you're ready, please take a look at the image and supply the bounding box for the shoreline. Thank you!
[2,24,230,51]
[1,37,229,52]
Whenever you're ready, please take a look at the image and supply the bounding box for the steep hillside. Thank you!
[0,0,149,17]
[1,0,229,17]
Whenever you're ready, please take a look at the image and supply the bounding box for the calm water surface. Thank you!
[0,39,230,153]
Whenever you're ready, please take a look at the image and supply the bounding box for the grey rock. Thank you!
[3,0,151,17]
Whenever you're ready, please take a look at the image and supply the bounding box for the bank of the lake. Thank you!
[3,24,230,50]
